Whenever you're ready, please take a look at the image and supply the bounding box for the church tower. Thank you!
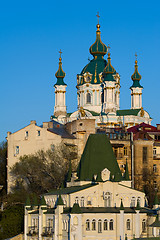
[54,51,67,119]
[102,51,120,113]
[130,57,143,109]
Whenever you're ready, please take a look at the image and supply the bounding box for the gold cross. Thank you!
[96,12,100,24]
[59,49,62,58]
[108,44,110,53]
[135,52,137,60]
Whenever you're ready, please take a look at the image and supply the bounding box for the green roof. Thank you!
[150,215,160,227]
[131,60,143,89]
[44,183,97,196]
[40,196,46,206]
[77,134,122,181]
[32,194,38,206]
[103,52,116,82]
[85,109,100,116]
[154,192,159,205]
[71,203,82,214]
[55,56,66,86]
[89,24,107,57]
[120,199,124,210]
[57,195,64,206]
[79,56,107,85]
[117,109,141,116]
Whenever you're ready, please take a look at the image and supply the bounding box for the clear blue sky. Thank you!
[0,0,160,142]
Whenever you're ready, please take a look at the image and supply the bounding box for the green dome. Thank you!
[79,56,107,85]
[130,60,143,88]
[89,24,108,56]
[103,52,116,81]
[55,53,67,86]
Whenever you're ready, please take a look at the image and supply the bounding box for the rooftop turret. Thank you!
[130,57,143,89]
[55,50,66,86]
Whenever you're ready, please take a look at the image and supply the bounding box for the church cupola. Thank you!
[89,22,108,57]
[130,55,143,109]
[54,50,67,119]
[103,51,116,81]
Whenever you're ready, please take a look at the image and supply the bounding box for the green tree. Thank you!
[0,142,7,192]
[10,143,77,195]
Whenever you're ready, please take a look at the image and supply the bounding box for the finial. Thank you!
[59,49,62,62]
[108,44,110,53]
[96,12,100,24]
[96,12,100,30]
[135,52,138,64]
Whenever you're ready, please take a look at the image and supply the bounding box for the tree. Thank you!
[10,143,77,195]
[0,141,7,192]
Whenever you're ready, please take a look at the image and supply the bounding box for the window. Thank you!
[86,219,90,231]
[15,146,19,155]
[131,197,136,207]
[92,219,96,231]
[75,197,79,204]
[153,148,157,155]
[153,164,157,173]
[137,197,141,207]
[124,147,127,156]
[154,181,157,190]
[37,130,40,136]
[143,147,148,164]
[25,131,28,139]
[126,219,131,230]
[80,197,84,207]
[142,219,146,232]
[63,220,68,231]
[98,219,102,233]
[104,219,108,230]
[47,218,53,228]
[104,192,111,207]
[51,144,55,151]
[109,219,114,230]
[86,92,91,104]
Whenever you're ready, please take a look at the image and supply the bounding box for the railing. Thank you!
[27,226,38,236]
[42,227,54,236]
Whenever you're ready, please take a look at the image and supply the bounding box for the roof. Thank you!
[55,55,66,86]
[133,238,160,240]
[117,109,141,116]
[77,134,122,182]
[127,122,158,133]
[57,195,64,205]
[47,122,75,139]
[44,183,97,196]
[150,215,160,227]
[103,52,116,82]
[131,60,143,88]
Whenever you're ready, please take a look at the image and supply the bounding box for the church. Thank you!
[24,134,160,240]
[52,19,151,128]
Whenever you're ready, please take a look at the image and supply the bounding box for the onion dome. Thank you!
[130,59,143,88]
[103,52,116,81]
[55,50,67,86]
[89,24,108,57]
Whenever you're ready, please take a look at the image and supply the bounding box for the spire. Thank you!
[130,55,143,88]
[123,159,130,181]
[57,195,64,206]
[89,14,107,57]
[96,172,103,182]
[71,203,82,213]
[120,199,124,210]
[55,50,67,86]
[135,199,141,210]
[103,51,116,81]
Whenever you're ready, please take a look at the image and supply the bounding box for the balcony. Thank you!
[42,227,54,237]
[27,226,38,236]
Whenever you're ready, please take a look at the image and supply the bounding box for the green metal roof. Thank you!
[55,56,67,86]
[131,60,143,89]
[103,52,116,82]
[123,160,130,181]
[79,56,107,85]
[89,24,107,57]
[57,195,64,205]
[116,109,141,116]
[77,134,122,182]
[71,203,82,214]
[150,215,160,227]
[44,183,97,196]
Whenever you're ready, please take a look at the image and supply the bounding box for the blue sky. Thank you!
[0,0,160,142]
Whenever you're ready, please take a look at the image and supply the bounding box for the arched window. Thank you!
[131,197,136,207]
[104,192,111,207]
[86,219,90,231]
[137,197,141,207]
[142,219,146,232]
[86,92,91,104]
[81,197,84,207]
[104,219,108,230]
[75,197,79,204]
[92,219,96,231]
[109,219,114,230]
[126,219,131,230]
[98,219,102,233]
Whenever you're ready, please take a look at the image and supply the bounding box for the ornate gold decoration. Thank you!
[94,63,97,83]
[79,107,86,117]
[140,107,144,117]
[86,84,89,87]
